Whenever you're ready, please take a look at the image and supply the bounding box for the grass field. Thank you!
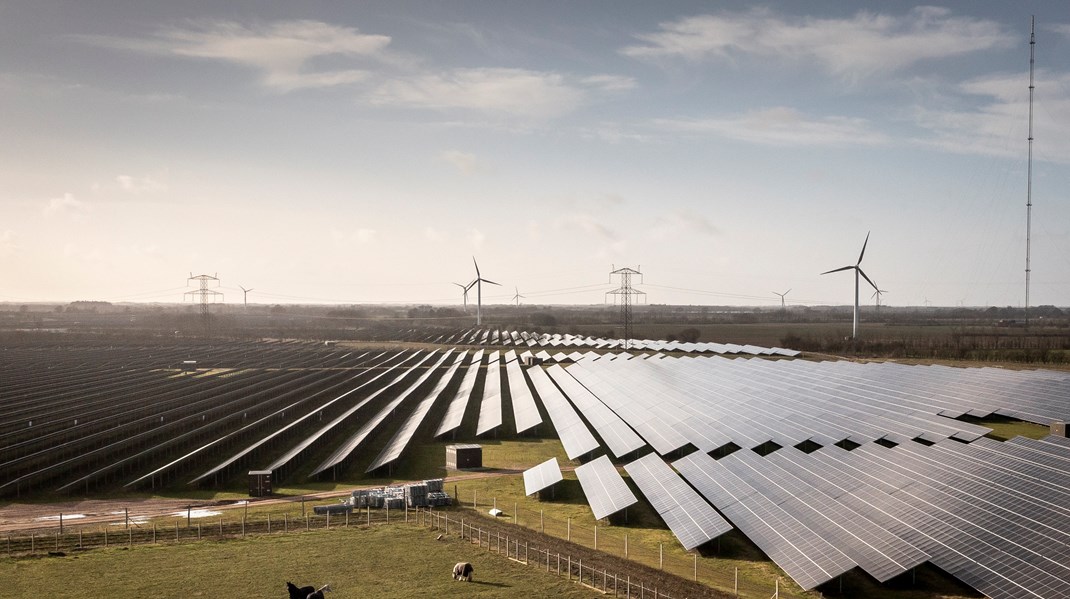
[1,524,601,598]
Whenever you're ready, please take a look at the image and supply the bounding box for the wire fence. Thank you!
[5,500,799,599]
[455,494,802,599]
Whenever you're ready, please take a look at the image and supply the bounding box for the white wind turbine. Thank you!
[453,280,475,312]
[821,232,879,339]
[773,289,791,310]
[238,285,253,310]
[512,286,526,307]
[471,257,500,326]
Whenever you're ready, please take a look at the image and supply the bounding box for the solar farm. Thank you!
[3,328,1070,599]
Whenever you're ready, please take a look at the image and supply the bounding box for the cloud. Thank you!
[651,210,719,240]
[370,67,585,119]
[42,193,89,218]
[911,70,1070,163]
[655,107,888,147]
[77,20,391,92]
[439,150,482,175]
[622,7,1012,77]
[116,173,167,193]
[332,228,377,246]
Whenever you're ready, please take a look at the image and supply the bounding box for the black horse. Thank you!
[287,582,331,599]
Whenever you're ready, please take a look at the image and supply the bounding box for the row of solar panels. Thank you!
[427,328,800,357]
[533,354,1070,598]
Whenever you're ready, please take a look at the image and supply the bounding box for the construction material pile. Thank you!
[349,479,451,509]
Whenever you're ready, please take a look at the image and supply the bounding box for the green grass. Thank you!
[961,416,1050,441]
[1,525,600,598]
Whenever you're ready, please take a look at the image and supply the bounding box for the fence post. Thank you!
[474,489,477,508]
[59,513,63,535]
[659,543,663,569]
[540,509,544,534]
[567,517,571,542]
[326,512,330,530]
[175,520,179,541]
[557,552,560,575]
[78,530,82,549]
[734,567,738,597]
[627,575,630,599]
[241,518,245,538]
[268,514,271,533]
[513,502,517,525]
[595,525,598,550]
[104,528,107,548]
[125,507,129,529]
[625,534,628,558]
[694,552,698,581]
[128,526,132,546]
[284,515,288,532]
[367,505,371,527]
[567,555,571,580]
[198,523,201,540]
[345,510,349,528]
[153,524,156,544]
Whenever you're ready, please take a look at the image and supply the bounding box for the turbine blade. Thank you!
[857,231,871,265]
[482,279,501,286]
[857,267,879,292]
[821,265,855,275]
[784,289,791,295]
[472,256,480,277]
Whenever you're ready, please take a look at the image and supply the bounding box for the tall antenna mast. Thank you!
[607,265,645,350]
[1025,15,1035,327]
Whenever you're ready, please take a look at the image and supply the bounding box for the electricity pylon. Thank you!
[606,265,645,350]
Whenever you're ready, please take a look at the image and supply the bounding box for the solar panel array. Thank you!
[574,455,638,520]
[367,351,469,472]
[475,350,503,435]
[544,364,646,458]
[538,353,1070,597]
[526,365,600,459]
[623,452,733,550]
[523,457,564,496]
[434,349,484,437]
[505,350,543,433]
[430,327,799,357]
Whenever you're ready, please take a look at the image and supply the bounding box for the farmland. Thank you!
[1,303,1067,599]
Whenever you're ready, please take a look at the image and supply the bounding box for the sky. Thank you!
[2,1,1069,308]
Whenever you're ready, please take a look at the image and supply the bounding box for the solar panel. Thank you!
[526,365,599,459]
[434,350,484,437]
[366,351,468,472]
[476,351,502,435]
[674,451,855,589]
[623,452,731,550]
[505,351,542,433]
[311,350,455,476]
[574,455,637,520]
[523,457,563,496]
[544,365,645,457]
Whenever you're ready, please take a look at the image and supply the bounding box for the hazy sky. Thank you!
[2,1,1069,308]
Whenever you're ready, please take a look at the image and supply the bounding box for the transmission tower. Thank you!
[184,273,223,327]
[606,265,645,350]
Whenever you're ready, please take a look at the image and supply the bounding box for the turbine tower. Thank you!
[453,280,475,312]
[773,289,791,310]
[821,233,879,339]
[512,286,526,307]
[871,288,888,312]
[470,257,500,326]
[238,285,253,310]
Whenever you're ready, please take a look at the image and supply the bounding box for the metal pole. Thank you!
[1025,15,1036,327]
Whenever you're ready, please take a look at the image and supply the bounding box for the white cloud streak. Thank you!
[655,107,888,147]
[77,20,391,91]
[622,7,1012,76]
[42,193,88,218]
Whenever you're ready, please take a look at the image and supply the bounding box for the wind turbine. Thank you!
[453,280,475,312]
[512,286,526,307]
[871,288,888,311]
[471,257,500,326]
[821,232,879,339]
[238,285,253,310]
[773,289,791,310]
